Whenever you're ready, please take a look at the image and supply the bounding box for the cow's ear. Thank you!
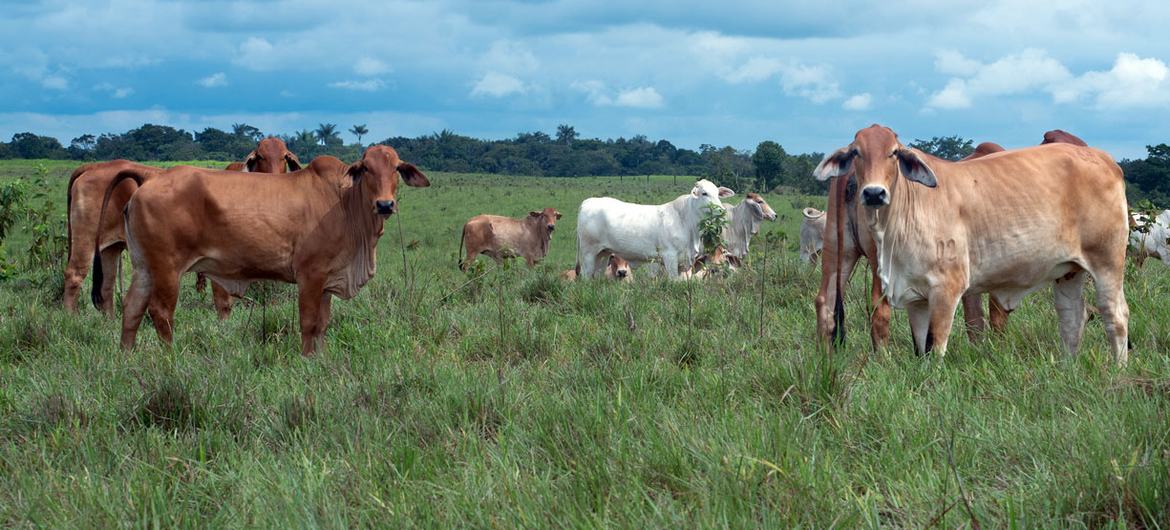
[397,162,430,188]
[243,150,259,172]
[814,146,855,181]
[284,151,302,171]
[717,187,736,198]
[343,161,364,188]
[529,211,541,217]
[896,148,937,188]
[555,211,563,220]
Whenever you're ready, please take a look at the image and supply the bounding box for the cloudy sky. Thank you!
[2,0,1168,158]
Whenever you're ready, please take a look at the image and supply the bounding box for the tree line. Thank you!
[1,125,1166,203]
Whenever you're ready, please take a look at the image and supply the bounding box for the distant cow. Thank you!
[63,137,300,315]
[459,208,562,270]
[562,254,633,281]
[94,145,429,355]
[799,207,826,264]
[691,245,738,279]
[721,192,777,261]
[1130,210,1170,267]
[576,180,735,279]
[814,124,1128,362]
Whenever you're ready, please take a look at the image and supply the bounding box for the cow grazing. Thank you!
[576,180,735,279]
[691,245,738,279]
[1130,210,1170,267]
[721,192,777,261]
[459,208,562,270]
[562,254,633,281]
[63,137,300,316]
[814,124,1129,363]
[800,207,826,264]
[95,145,429,355]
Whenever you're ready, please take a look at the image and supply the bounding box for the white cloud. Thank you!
[780,63,841,104]
[1058,53,1170,109]
[329,79,386,91]
[234,37,277,70]
[470,72,527,97]
[482,40,539,74]
[197,72,227,88]
[354,57,390,76]
[41,75,68,90]
[93,82,133,98]
[928,49,1170,110]
[927,79,971,109]
[842,93,872,111]
[571,81,663,108]
[723,57,785,84]
[613,86,664,108]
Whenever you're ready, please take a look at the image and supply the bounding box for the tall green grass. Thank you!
[0,160,1166,527]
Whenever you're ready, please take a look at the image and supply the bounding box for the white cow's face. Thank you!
[691,179,735,210]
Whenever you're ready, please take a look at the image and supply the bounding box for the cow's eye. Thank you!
[701,191,708,196]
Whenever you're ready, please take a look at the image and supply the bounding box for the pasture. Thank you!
[1,159,1169,527]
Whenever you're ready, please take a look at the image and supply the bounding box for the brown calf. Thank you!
[459,208,562,270]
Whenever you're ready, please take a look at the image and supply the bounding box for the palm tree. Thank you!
[349,124,369,146]
[314,123,339,146]
[231,123,262,141]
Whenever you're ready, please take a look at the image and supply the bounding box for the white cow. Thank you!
[576,179,735,279]
[721,192,778,261]
[1130,210,1170,267]
[799,207,827,264]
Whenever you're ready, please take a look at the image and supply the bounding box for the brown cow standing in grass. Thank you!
[94,145,428,355]
[64,137,300,315]
[459,208,562,270]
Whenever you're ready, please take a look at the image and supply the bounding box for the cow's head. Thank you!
[607,254,632,280]
[244,137,302,173]
[348,144,430,216]
[691,179,735,210]
[528,208,562,237]
[744,192,778,221]
[813,124,936,209]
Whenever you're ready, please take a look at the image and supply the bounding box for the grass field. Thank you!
[1,158,1168,527]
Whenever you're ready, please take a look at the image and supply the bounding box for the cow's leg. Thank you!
[988,296,1009,333]
[868,262,891,350]
[1089,267,1130,365]
[297,278,327,356]
[579,248,605,279]
[210,280,234,320]
[961,293,986,342]
[120,268,152,350]
[96,244,124,317]
[63,233,96,314]
[925,289,963,357]
[815,247,859,346]
[662,253,682,280]
[145,269,181,347]
[906,302,931,355]
[1053,270,1087,356]
[315,293,334,353]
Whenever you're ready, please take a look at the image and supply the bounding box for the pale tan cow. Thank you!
[799,207,826,264]
[814,125,1129,363]
[459,208,562,270]
[562,254,633,281]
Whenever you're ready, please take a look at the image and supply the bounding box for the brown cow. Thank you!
[459,208,562,270]
[1041,129,1088,147]
[94,145,429,355]
[815,142,1007,350]
[63,137,300,315]
[814,125,1128,362]
[562,254,633,281]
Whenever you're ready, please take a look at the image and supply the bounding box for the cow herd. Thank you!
[58,124,1167,365]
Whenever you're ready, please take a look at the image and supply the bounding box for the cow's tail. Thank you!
[91,168,151,309]
[831,174,848,348]
[456,227,466,270]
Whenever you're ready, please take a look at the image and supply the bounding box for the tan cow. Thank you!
[459,208,562,270]
[799,207,826,264]
[562,254,633,281]
[93,145,429,355]
[814,125,1128,362]
[814,142,1008,350]
[63,137,300,315]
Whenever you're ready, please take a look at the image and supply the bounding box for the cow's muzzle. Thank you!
[861,186,889,207]
[616,269,629,278]
[547,224,556,232]
[375,200,396,215]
